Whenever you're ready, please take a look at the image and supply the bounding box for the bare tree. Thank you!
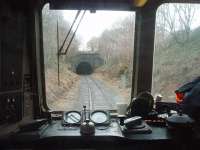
[87,14,135,81]
[174,4,196,44]
[86,37,99,52]
[156,4,196,46]
[42,4,80,69]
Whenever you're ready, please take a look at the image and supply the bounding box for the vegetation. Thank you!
[152,4,200,100]
[43,3,200,103]
[86,14,135,88]
[42,4,80,71]
[42,4,81,109]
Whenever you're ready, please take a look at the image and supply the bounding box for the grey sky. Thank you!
[62,10,134,50]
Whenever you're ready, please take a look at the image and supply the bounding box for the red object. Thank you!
[175,92,184,104]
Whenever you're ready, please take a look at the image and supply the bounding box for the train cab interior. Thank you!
[1,0,200,149]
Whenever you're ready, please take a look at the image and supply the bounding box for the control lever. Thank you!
[124,116,142,129]
[122,116,152,134]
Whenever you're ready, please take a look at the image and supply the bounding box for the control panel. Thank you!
[0,15,24,125]
[0,93,23,124]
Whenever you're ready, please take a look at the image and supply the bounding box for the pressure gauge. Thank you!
[63,111,81,125]
[90,110,110,125]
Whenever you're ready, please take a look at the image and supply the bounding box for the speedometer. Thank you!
[63,111,81,125]
[90,110,110,125]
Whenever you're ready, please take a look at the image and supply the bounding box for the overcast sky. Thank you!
[62,10,134,50]
[43,3,200,50]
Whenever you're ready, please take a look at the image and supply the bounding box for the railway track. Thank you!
[77,75,117,110]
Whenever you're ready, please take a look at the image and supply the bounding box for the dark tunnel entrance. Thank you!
[76,62,93,75]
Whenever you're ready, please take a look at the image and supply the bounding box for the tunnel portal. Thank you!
[68,53,104,74]
[76,62,93,75]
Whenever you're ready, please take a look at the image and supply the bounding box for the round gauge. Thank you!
[90,111,109,124]
[63,111,81,124]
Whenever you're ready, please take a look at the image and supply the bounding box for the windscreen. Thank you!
[42,4,135,111]
[153,3,200,102]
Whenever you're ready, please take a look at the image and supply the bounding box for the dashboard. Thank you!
[0,109,200,150]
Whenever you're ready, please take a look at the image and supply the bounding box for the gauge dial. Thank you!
[63,111,81,124]
[90,111,109,124]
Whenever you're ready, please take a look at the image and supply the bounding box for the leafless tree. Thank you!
[156,4,196,47]
[42,4,80,69]
[87,14,135,81]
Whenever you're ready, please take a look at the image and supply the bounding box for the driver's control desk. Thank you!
[40,119,170,141]
[0,111,199,149]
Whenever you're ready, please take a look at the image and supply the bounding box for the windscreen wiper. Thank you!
[60,10,86,55]
[58,10,81,54]
[56,10,86,85]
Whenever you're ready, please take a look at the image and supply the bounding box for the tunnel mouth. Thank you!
[76,61,93,75]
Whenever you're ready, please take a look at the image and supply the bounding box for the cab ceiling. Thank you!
[48,0,137,10]
[47,0,200,11]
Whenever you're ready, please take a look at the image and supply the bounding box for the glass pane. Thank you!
[153,3,200,102]
[42,4,135,111]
